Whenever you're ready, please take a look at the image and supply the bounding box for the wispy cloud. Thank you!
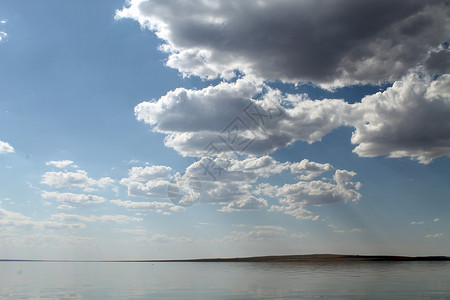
[426,233,443,239]
[411,221,425,225]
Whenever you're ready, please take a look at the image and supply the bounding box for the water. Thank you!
[1,261,450,299]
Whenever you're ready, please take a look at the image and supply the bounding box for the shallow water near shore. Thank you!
[1,261,450,299]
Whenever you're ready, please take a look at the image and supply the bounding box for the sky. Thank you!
[0,0,449,260]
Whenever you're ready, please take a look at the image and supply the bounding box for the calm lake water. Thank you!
[1,261,449,299]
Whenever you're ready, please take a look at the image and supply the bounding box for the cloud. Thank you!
[351,228,363,233]
[0,19,6,41]
[253,183,278,198]
[45,160,75,169]
[41,169,114,189]
[41,191,106,204]
[327,224,345,233]
[51,213,143,224]
[0,233,94,249]
[425,45,450,75]
[120,0,449,165]
[0,207,30,222]
[434,218,440,222]
[0,141,14,153]
[120,228,147,236]
[184,155,287,211]
[111,199,184,215]
[0,207,86,230]
[276,170,361,206]
[117,0,450,164]
[35,221,86,230]
[135,78,351,157]
[290,232,308,239]
[218,196,268,212]
[135,233,192,243]
[290,159,334,180]
[268,205,319,221]
[2,206,143,235]
[96,215,143,224]
[120,165,173,199]
[214,225,288,243]
[227,155,290,178]
[56,204,75,210]
[121,179,170,199]
[135,71,450,163]
[410,221,424,225]
[51,213,93,223]
[268,169,360,221]
[183,155,361,215]
[124,165,172,181]
[351,73,450,164]
[117,0,449,88]
[426,233,443,238]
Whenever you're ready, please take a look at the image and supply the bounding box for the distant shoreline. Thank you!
[1,254,450,263]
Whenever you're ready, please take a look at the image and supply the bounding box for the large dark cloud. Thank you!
[118,0,449,87]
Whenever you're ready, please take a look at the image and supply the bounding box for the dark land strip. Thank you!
[1,254,450,263]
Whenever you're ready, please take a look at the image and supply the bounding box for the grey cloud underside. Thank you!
[135,79,352,157]
[119,0,449,87]
[135,73,450,163]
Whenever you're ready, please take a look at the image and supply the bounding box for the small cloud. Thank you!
[327,224,344,233]
[214,226,288,243]
[433,218,440,222]
[218,197,268,212]
[135,234,192,244]
[232,224,248,228]
[45,160,74,169]
[42,191,106,205]
[83,187,97,193]
[410,221,424,225]
[290,232,308,239]
[351,228,363,233]
[119,228,147,236]
[56,204,75,210]
[0,141,14,153]
[426,233,443,239]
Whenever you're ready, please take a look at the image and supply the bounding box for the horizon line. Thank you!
[1,254,450,263]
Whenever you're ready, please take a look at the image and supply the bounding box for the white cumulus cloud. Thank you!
[45,160,75,169]
[134,71,450,164]
[111,199,184,215]
[41,169,114,189]
[0,141,14,154]
[41,191,106,204]
[351,73,450,164]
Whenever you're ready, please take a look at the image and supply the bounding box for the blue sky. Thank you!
[0,0,449,260]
